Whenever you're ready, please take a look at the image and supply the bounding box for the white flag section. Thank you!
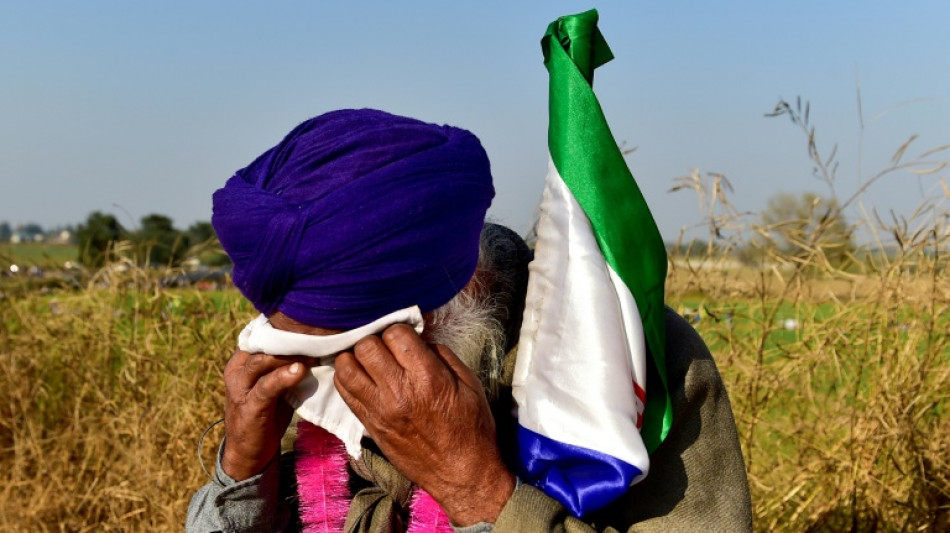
[513,159,650,515]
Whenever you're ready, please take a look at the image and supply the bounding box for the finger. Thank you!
[242,352,312,384]
[381,324,451,380]
[223,349,251,381]
[333,355,371,420]
[352,335,404,386]
[224,350,256,402]
[430,343,484,393]
[334,351,378,401]
[248,362,309,407]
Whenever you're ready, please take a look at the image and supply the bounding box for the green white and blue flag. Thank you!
[513,9,672,517]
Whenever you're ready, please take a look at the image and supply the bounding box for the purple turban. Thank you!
[212,109,495,329]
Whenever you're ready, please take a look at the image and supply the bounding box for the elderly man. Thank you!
[187,109,752,532]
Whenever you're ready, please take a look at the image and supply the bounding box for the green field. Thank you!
[0,242,78,269]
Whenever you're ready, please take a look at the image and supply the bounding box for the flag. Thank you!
[512,9,672,517]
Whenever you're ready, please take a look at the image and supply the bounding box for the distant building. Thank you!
[48,230,73,244]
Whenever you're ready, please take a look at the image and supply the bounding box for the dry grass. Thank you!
[3,244,949,532]
[0,267,253,532]
[668,254,950,531]
[5,252,948,532]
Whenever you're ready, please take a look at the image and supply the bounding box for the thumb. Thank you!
[252,362,310,407]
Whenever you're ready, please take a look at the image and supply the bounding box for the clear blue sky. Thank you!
[2,1,948,242]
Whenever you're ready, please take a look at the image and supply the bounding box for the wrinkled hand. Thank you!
[221,349,311,481]
[334,324,516,526]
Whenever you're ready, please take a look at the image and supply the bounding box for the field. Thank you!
[667,259,950,531]
[0,242,947,531]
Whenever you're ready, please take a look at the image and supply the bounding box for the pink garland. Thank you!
[406,488,454,533]
[295,420,453,533]
[295,421,351,533]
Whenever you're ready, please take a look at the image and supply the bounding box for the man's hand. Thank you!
[334,324,516,526]
[221,349,310,481]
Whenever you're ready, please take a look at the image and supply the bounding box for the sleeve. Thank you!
[491,310,753,533]
[185,440,296,533]
[492,484,605,533]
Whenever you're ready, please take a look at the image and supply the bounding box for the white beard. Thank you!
[424,284,507,399]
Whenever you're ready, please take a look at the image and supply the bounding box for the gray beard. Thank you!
[423,287,506,399]
[422,222,525,399]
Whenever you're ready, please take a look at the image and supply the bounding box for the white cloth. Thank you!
[236,306,425,458]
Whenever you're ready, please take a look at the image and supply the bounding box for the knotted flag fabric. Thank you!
[513,9,672,517]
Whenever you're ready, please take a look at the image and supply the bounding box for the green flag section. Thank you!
[542,9,671,450]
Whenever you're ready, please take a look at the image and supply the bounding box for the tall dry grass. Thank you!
[0,259,253,531]
[1,99,948,531]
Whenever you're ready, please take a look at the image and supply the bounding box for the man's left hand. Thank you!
[334,324,515,527]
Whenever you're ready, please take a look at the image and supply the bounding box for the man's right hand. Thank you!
[221,349,310,481]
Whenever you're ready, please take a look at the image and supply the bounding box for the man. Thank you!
[187,109,752,532]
